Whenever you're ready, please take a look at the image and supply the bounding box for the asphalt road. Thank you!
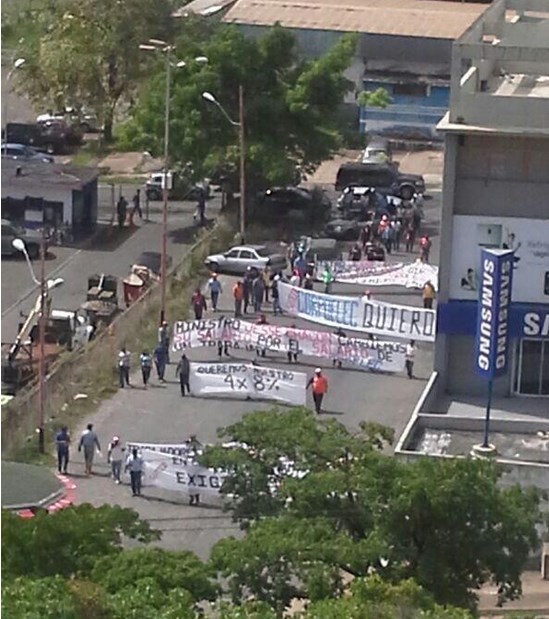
[1,197,221,342]
[67,184,441,560]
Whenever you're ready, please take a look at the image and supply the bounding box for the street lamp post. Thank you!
[140,41,207,323]
[3,57,26,155]
[202,86,246,241]
[12,234,63,454]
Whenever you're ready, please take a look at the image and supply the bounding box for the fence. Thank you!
[2,221,232,456]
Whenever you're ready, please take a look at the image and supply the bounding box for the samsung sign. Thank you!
[475,249,514,379]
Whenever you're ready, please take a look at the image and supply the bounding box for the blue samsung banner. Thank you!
[474,248,514,379]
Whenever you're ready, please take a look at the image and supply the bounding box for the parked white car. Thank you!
[204,245,287,275]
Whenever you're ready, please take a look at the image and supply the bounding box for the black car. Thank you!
[134,252,172,276]
[256,186,331,219]
[335,162,425,199]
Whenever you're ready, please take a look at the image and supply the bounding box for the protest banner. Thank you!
[278,283,436,342]
[190,362,307,405]
[140,449,226,497]
[172,318,406,372]
[316,260,438,290]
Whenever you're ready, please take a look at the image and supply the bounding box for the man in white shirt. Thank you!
[107,436,124,484]
[118,347,131,388]
[125,448,144,496]
[405,340,416,379]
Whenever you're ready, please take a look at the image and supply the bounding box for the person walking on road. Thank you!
[116,195,128,228]
[208,274,222,312]
[107,436,124,484]
[422,281,436,309]
[322,266,334,294]
[140,350,153,388]
[78,423,101,476]
[125,448,144,496]
[332,327,347,369]
[253,276,265,313]
[287,323,299,364]
[117,347,131,388]
[271,275,281,315]
[175,354,191,396]
[307,368,328,415]
[233,280,245,317]
[55,426,70,474]
[154,343,168,382]
[256,314,268,357]
[243,268,254,313]
[419,235,432,263]
[158,321,170,363]
[405,340,416,379]
[131,189,142,221]
[192,288,207,320]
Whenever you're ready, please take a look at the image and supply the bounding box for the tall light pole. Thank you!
[12,236,64,454]
[3,57,26,154]
[140,41,207,322]
[202,86,246,241]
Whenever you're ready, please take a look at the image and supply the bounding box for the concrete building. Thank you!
[1,160,99,237]
[436,0,549,399]
[222,0,486,138]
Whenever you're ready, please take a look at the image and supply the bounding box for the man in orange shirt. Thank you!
[307,368,328,415]
[233,280,245,317]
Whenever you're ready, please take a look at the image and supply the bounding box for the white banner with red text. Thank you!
[190,362,306,405]
[278,283,436,342]
[316,260,438,290]
[171,318,406,372]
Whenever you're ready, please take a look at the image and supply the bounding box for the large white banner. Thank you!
[190,362,306,405]
[449,215,549,303]
[171,318,406,372]
[140,449,226,497]
[317,260,438,290]
[278,283,436,342]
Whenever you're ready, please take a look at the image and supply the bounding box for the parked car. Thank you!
[335,162,425,199]
[361,136,392,164]
[337,186,402,219]
[324,218,363,241]
[2,123,44,148]
[204,245,287,275]
[145,171,211,202]
[1,143,54,163]
[1,219,44,259]
[256,186,332,219]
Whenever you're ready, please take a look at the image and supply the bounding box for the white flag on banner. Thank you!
[190,362,307,405]
[277,283,436,342]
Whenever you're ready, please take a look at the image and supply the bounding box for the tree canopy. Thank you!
[14,0,174,141]
[202,407,541,612]
[118,25,357,188]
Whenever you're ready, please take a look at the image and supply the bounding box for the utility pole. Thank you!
[160,48,171,324]
[238,84,246,242]
[38,215,46,454]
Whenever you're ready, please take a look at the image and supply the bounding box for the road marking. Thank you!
[1,249,82,317]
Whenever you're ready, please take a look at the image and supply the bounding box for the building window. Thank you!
[514,339,549,396]
[393,83,428,97]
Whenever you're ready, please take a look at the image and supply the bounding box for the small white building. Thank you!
[1,160,99,236]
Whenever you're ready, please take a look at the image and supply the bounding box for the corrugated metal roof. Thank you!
[223,0,486,39]
[173,0,236,17]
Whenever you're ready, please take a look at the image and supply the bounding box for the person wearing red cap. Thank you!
[307,368,328,414]
[107,436,123,484]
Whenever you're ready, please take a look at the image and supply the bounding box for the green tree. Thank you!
[92,547,217,602]
[2,504,159,579]
[118,25,357,188]
[358,88,391,108]
[203,408,541,612]
[15,0,174,141]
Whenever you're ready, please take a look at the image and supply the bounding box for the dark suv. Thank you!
[335,162,425,199]
[256,186,332,219]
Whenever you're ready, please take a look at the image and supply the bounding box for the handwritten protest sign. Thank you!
[140,449,226,497]
[171,318,406,371]
[278,283,436,342]
[190,362,306,405]
[316,260,438,290]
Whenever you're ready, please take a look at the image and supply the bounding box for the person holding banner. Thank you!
[332,328,347,369]
[175,354,191,396]
[307,368,328,415]
[422,281,436,309]
[322,265,334,294]
[125,448,144,496]
[233,280,245,317]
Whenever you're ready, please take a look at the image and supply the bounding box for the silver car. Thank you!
[204,245,287,275]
